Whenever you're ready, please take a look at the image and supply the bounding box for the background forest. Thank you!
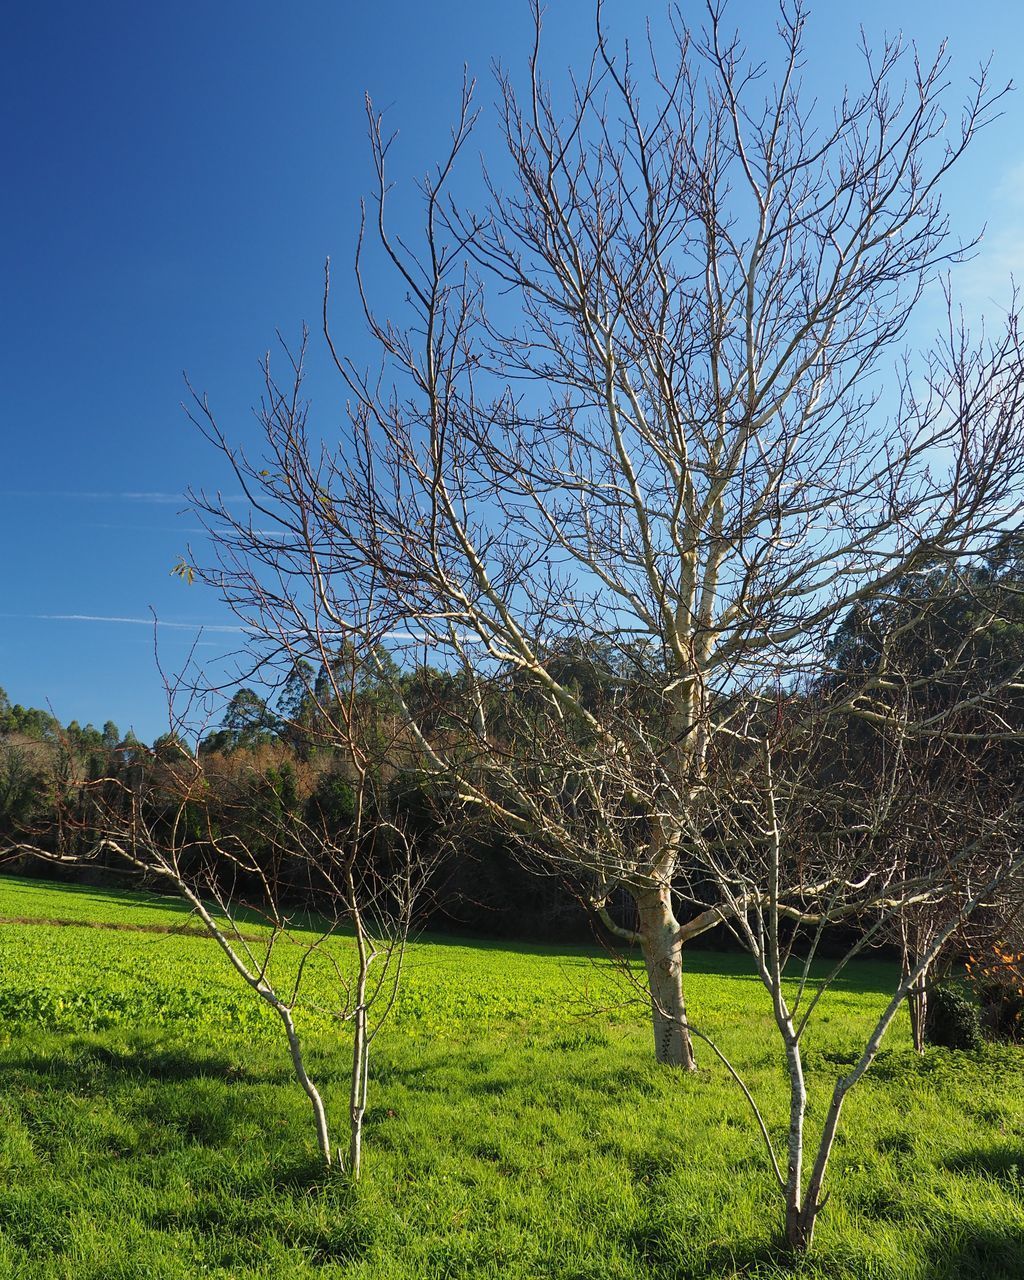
[4,539,1024,956]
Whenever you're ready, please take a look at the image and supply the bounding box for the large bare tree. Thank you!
[185,0,1024,1068]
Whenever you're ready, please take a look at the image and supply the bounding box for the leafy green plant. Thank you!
[925,984,983,1050]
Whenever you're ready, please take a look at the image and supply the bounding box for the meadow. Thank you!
[0,875,1022,1279]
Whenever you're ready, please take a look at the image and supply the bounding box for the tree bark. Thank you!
[901,946,929,1053]
[349,997,369,1179]
[784,1208,815,1255]
[347,865,370,1180]
[278,1003,333,1168]
[636,884,696,1069]
[782,1032,808,1252]
[908,971,928,1054]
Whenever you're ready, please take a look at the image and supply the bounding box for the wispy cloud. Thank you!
[0,613,249,634]
[0,490,185,503]
[0,613,471,647]
[0,491,247,505]
[85,523,212,535]
[950,161,1024,320]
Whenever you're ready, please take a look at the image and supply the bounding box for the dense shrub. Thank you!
[925,983,983,1050]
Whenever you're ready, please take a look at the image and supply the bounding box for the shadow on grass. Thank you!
[147,1172,370,1262]
[632,1218,1024,1280]
[377,1049,667,1105]
[921,1220,1024,1280]
[626,1215,792,1280]
[1,1035,296,1089]
[268,1153,352,1193]
[943,1145,1024,1191]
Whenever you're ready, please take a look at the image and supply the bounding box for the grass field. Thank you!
[0,875,1022,1279]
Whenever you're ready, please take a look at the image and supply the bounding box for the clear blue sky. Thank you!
[3,1,1023,743]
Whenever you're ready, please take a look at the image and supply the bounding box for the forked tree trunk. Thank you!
[783,1077,851,1253]
[636,884,696,1070]
[900,942,931,1053]
[907,963,929,1054]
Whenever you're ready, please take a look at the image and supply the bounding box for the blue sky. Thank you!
[3,1,1024,743]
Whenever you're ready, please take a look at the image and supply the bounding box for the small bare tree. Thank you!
[91,751,420,1178]
[672,714,1024,1252]
[183,0,1024,1070]
[826,557,1024,1049]
[8,647,430,1180]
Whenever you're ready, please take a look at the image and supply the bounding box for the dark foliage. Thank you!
[925,985,983,1051]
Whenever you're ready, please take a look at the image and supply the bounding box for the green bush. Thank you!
[925,983,983,1050]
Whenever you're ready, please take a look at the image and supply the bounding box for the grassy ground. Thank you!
[0,875,1022,1279]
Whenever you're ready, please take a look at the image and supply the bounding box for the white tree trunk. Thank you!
[636,885,696,1070]
[278,1003,333,1168]
[348,1002,369,1179]
[782,1033,809,1251]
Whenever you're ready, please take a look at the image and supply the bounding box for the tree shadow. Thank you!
[624,1216,792,1280]
[1,1035,292,1088]
[2,1041,274,1154]
[911,1148,1024,1279]
[146,1170,368,1261]
[921,1219,1024,1280]
[269,1153,356,1194]
[943,1144,1024,1192]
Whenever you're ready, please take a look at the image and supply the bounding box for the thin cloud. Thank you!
[86,523,212,534]
[0,613,473,647]
[1,612,249,634]
[0,491,247,504]
[949,161,1024,319]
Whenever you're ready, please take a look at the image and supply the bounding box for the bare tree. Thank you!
[825,556,1024,1049]
[9,649,430,1180]
[89,750,421,1179]
[183,0,1024,1068]
[884,755,1002,1052]
[672,716,1024,1252]
[115,773,414,1172]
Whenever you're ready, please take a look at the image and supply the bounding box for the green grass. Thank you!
[0,875,1022,1279]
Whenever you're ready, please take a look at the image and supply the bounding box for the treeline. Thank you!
[5,543,1024,953]
[0,677,586,941]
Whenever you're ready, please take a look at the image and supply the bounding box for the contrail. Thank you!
[0,490,185,503]
[0,614,472,645]
[0,613,249,634]
[0,491,247,504]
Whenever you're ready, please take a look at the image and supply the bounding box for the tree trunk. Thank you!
[908,973,928,1053]
[349,1002,368,1180]
[784,1078,851,1254]
[636,884,696,1070]
[278,1003,333,1168]
[782,1032,808,1251]
[901,947,929,1053]
[784,1206,816,1254]
[347,867,370,1180]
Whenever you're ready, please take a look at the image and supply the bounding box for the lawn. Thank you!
[0,874,1021,1279]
